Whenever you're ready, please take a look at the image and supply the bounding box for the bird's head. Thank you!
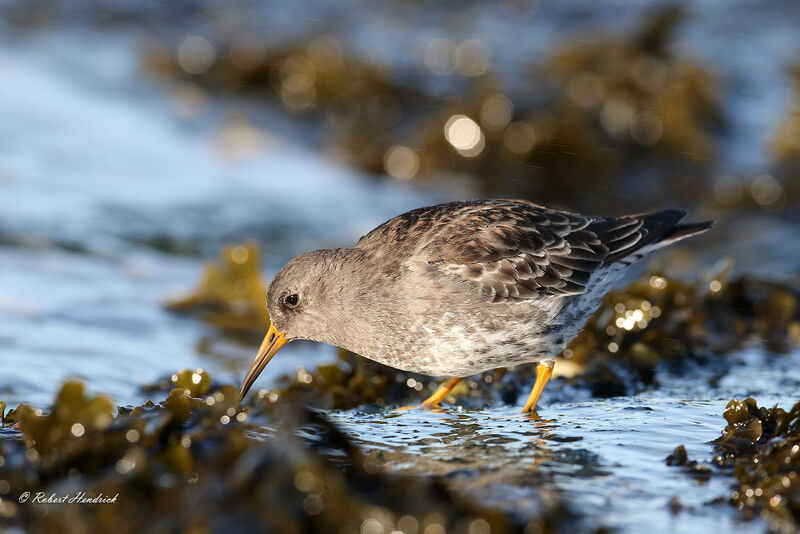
[239,248,363,398]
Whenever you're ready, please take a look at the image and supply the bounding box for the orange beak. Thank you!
[239,322,291,398]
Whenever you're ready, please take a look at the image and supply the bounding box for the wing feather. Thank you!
[357,200,690,302]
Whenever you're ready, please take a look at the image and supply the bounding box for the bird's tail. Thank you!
[657,219,715,246]
[600,209,714,266]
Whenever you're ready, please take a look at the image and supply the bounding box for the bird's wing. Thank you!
[381,199,686,302]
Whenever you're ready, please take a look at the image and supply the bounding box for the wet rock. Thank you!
[666,445,689,466]
[668,496,682,514]
[665,445,712,481]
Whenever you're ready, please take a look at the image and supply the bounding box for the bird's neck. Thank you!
[312,248,402,357]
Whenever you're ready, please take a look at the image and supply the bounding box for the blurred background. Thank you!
[2,0,799,406]
[2,1,800,532]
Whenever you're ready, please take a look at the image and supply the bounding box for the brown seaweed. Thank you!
[0,378,579,534]
[139,7,726,213]
[164,242,269,334]
[669,398,800,531]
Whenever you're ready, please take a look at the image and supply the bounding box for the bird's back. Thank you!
[357,199,711,300]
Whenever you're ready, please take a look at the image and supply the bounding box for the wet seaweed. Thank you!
[559,269,800,396]
[419,6,723,204]
[669,398,800,532]
[164,242,269,335]
[142,32,439,175]
[713,398,800,530]
[138,7,725,212]
[253,347,445,411]
[0,377,583,533]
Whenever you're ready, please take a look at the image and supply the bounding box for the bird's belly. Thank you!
[361,325,560,377]
[430,327,559,376]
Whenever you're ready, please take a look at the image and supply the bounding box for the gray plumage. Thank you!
[264,199,712,377]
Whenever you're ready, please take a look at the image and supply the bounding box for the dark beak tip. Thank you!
[239,374,257,400]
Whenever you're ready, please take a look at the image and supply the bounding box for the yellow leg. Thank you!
[420,377,463,408]
[522,360,554,413]
[396,377,463,410]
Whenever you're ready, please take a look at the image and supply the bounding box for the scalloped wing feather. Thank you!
[357,200,697,303]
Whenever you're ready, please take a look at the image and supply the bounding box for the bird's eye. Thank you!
[284,293,300,308]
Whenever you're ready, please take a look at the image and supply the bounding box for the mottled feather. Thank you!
[358,199,705,302]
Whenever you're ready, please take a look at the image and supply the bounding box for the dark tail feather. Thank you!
[658,219,714,245]
[601,209,713,265]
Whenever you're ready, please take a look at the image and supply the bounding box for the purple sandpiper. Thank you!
[240,199,712,412]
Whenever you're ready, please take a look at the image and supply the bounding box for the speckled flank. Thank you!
[264,199,712,378]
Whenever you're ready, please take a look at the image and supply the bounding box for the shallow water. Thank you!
[1,2,800,531]
[331,348,799,533]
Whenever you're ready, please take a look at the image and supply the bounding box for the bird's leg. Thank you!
[521,360,555,413]
[420,377,464,408]
[396,377,464,410]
